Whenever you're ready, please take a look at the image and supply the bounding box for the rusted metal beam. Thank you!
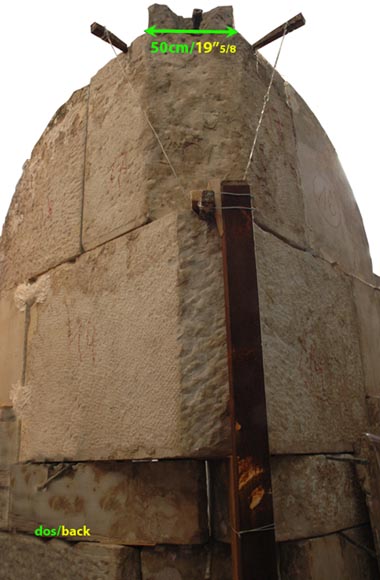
[252,13,305,51]
[91,22,128,53]
[220,181,278,580]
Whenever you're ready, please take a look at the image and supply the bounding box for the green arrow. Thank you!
[145,24,238,38]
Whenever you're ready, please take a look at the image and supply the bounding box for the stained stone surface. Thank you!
[0,488,8,530]
[0,408,18,529]
[272,454,368,541]
[14,212,229,461]
[367,397,380,432]
[0,406,19,479]
[210,454,368,542]
[355,435,380,562]
[352,278,380,398]
[0,291,25,404]
[10,460,208,545]
[255,225,368,454]
[286,83,373,282]
[279,526,379,580]
[0,532,141,580]
[141,543,231,580]
[0,87,87,293]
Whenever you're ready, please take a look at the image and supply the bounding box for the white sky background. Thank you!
[0,1,379,274]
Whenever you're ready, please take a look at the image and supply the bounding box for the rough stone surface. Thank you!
[272,454,368,541]
[0,291,25,404]
[141,543,231,580]
[16,214,370,461]
[352,279,380,398]
[0,407,18,529]
[286,83,373,282]
[0,487,8,529]
[0,408,19,466]
[209,460,230,542]
[279,526,379,580]
[0,88,87,292]
[82,46,152,250]
[16,212,229,461]
[0,532,140,580]
[355,435,380,562]
[82,20,306,251]
[210,455,368,542]
[367,397,380,432]
[255,225,368,454]
[10,460,208,545]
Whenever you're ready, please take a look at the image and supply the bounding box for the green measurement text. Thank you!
[150,41,237,55]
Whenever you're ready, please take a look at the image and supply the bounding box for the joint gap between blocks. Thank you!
[270,450,354,458]
[17,457,210,465]
[79,84,91,254]
[254,219,379,289]
[279,522,371,545]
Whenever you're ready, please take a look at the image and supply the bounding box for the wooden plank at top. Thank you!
[252,13,305,51]
[91,22,128,53]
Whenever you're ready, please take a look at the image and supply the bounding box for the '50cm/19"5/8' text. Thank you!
[150,41,237,54]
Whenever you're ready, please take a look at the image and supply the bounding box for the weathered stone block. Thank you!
[0,408,16,530]
[15,212,229,461]
[279,526,379,580]
[0,408,19,465]
[355,435,380,563]
[352,279,380,398]
[0,487,9,530]
[82,45,152,250]
[15,214,369,460]
[272,454,368,541]
[256,225,368,454]
[367,397,380,432]
[210,455,368,542]
[0,291,25,404]
[0,88,87,292]
[286,84,373,282]
[0,532,140,580]
[83,16,306,251]
[10,460,208,545]
[209,460,230,543]
[141,543,231,580]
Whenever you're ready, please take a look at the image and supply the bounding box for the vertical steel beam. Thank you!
[220,181,278,580]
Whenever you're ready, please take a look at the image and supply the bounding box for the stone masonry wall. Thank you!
[0,4,379,579]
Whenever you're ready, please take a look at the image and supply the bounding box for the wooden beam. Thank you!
[91,22,128,53]
[252,13,305,51]
[220,181,278,580]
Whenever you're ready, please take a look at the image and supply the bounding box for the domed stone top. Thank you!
[0,5,373,295]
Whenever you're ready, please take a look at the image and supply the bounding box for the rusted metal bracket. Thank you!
[192,182,278,579]
[252,13,305,51]
[37,464,74,491]
[192,9,203,29]
[91,22,129,53]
